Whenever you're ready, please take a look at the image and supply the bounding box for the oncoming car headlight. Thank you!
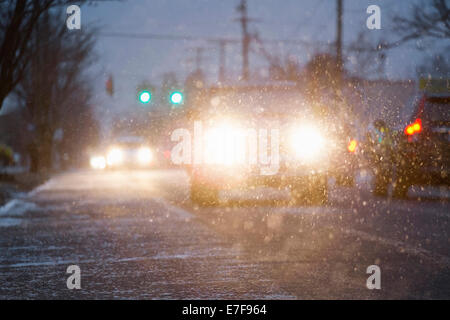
[289,124,325,161]
[203,123,246,165]
[107,148,123,166]
[90,156,106,170]
[137,147,152,164]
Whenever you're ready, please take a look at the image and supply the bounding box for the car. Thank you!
[364,119,398,196]
[390,91,450,198]
[104,136,154,169]
[186,82,359,206]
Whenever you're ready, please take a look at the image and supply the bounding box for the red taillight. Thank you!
[405,125,415,135]
[404,118,422,136]
[348,139,357,153]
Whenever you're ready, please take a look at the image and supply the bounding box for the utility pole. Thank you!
[184,46,207,79]
[336,0,343,85]
[218,40,227,83]
[209,39,235,83]
[194,47,205,72]
[236,0,250,81]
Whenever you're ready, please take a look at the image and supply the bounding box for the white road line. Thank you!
[0,253,235,269]
[151,197,193,220]
[0,199,39,216]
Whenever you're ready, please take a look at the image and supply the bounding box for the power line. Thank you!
[208,39,235,83]
[97,30,333,82]
[98,32,238,43]
[97,31,329,46]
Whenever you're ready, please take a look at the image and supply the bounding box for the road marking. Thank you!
[152,197,193,220]
[0,259,96,268]
[0,199,39,216]
[0,253,234,269]
[0,218,22,227]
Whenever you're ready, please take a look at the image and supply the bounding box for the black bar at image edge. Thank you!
[0,300,444,318]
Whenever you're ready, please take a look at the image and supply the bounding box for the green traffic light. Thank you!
[170,91,183,105]
[139,90,151,104]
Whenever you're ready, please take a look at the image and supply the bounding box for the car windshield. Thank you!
[209,87,309,115]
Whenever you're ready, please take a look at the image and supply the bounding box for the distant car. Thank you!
[390,93,450,197]
[187,82,359,206]
[104,136,154,169]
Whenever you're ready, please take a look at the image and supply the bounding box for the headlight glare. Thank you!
[290,125,325,161]
[107,148,123,166]
[204,123,246,165]
[90,156,106,170]
[137,147,152,164]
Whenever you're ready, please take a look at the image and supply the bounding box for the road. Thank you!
[0,169,449,299]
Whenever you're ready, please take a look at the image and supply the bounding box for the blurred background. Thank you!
[0,0,448,175]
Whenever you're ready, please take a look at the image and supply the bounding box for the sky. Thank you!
[1,0,444,117]
[81,0,444,114]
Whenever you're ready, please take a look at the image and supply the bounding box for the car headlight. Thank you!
[107,148,123,166]
[90,156,106,170]
[204,123,246,165]
[289,124,325,161]
[137,147,152,164]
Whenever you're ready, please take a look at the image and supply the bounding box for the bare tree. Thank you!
[386,0,450,48]
[416,50,450,78]
[14,9,97,171]
[0,0,108,111]
[347,32,387,79]
[0,0,62,111]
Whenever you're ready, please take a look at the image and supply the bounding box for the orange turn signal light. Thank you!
[348,139,357,153]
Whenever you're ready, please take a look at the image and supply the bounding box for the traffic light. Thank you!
[138,90,151,104]
[169,91,183,105]
[137,81,154,105]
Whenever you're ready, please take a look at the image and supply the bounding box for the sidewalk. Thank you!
[0,169,50,206]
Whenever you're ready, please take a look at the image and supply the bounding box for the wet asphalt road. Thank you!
[0,169,448,299]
